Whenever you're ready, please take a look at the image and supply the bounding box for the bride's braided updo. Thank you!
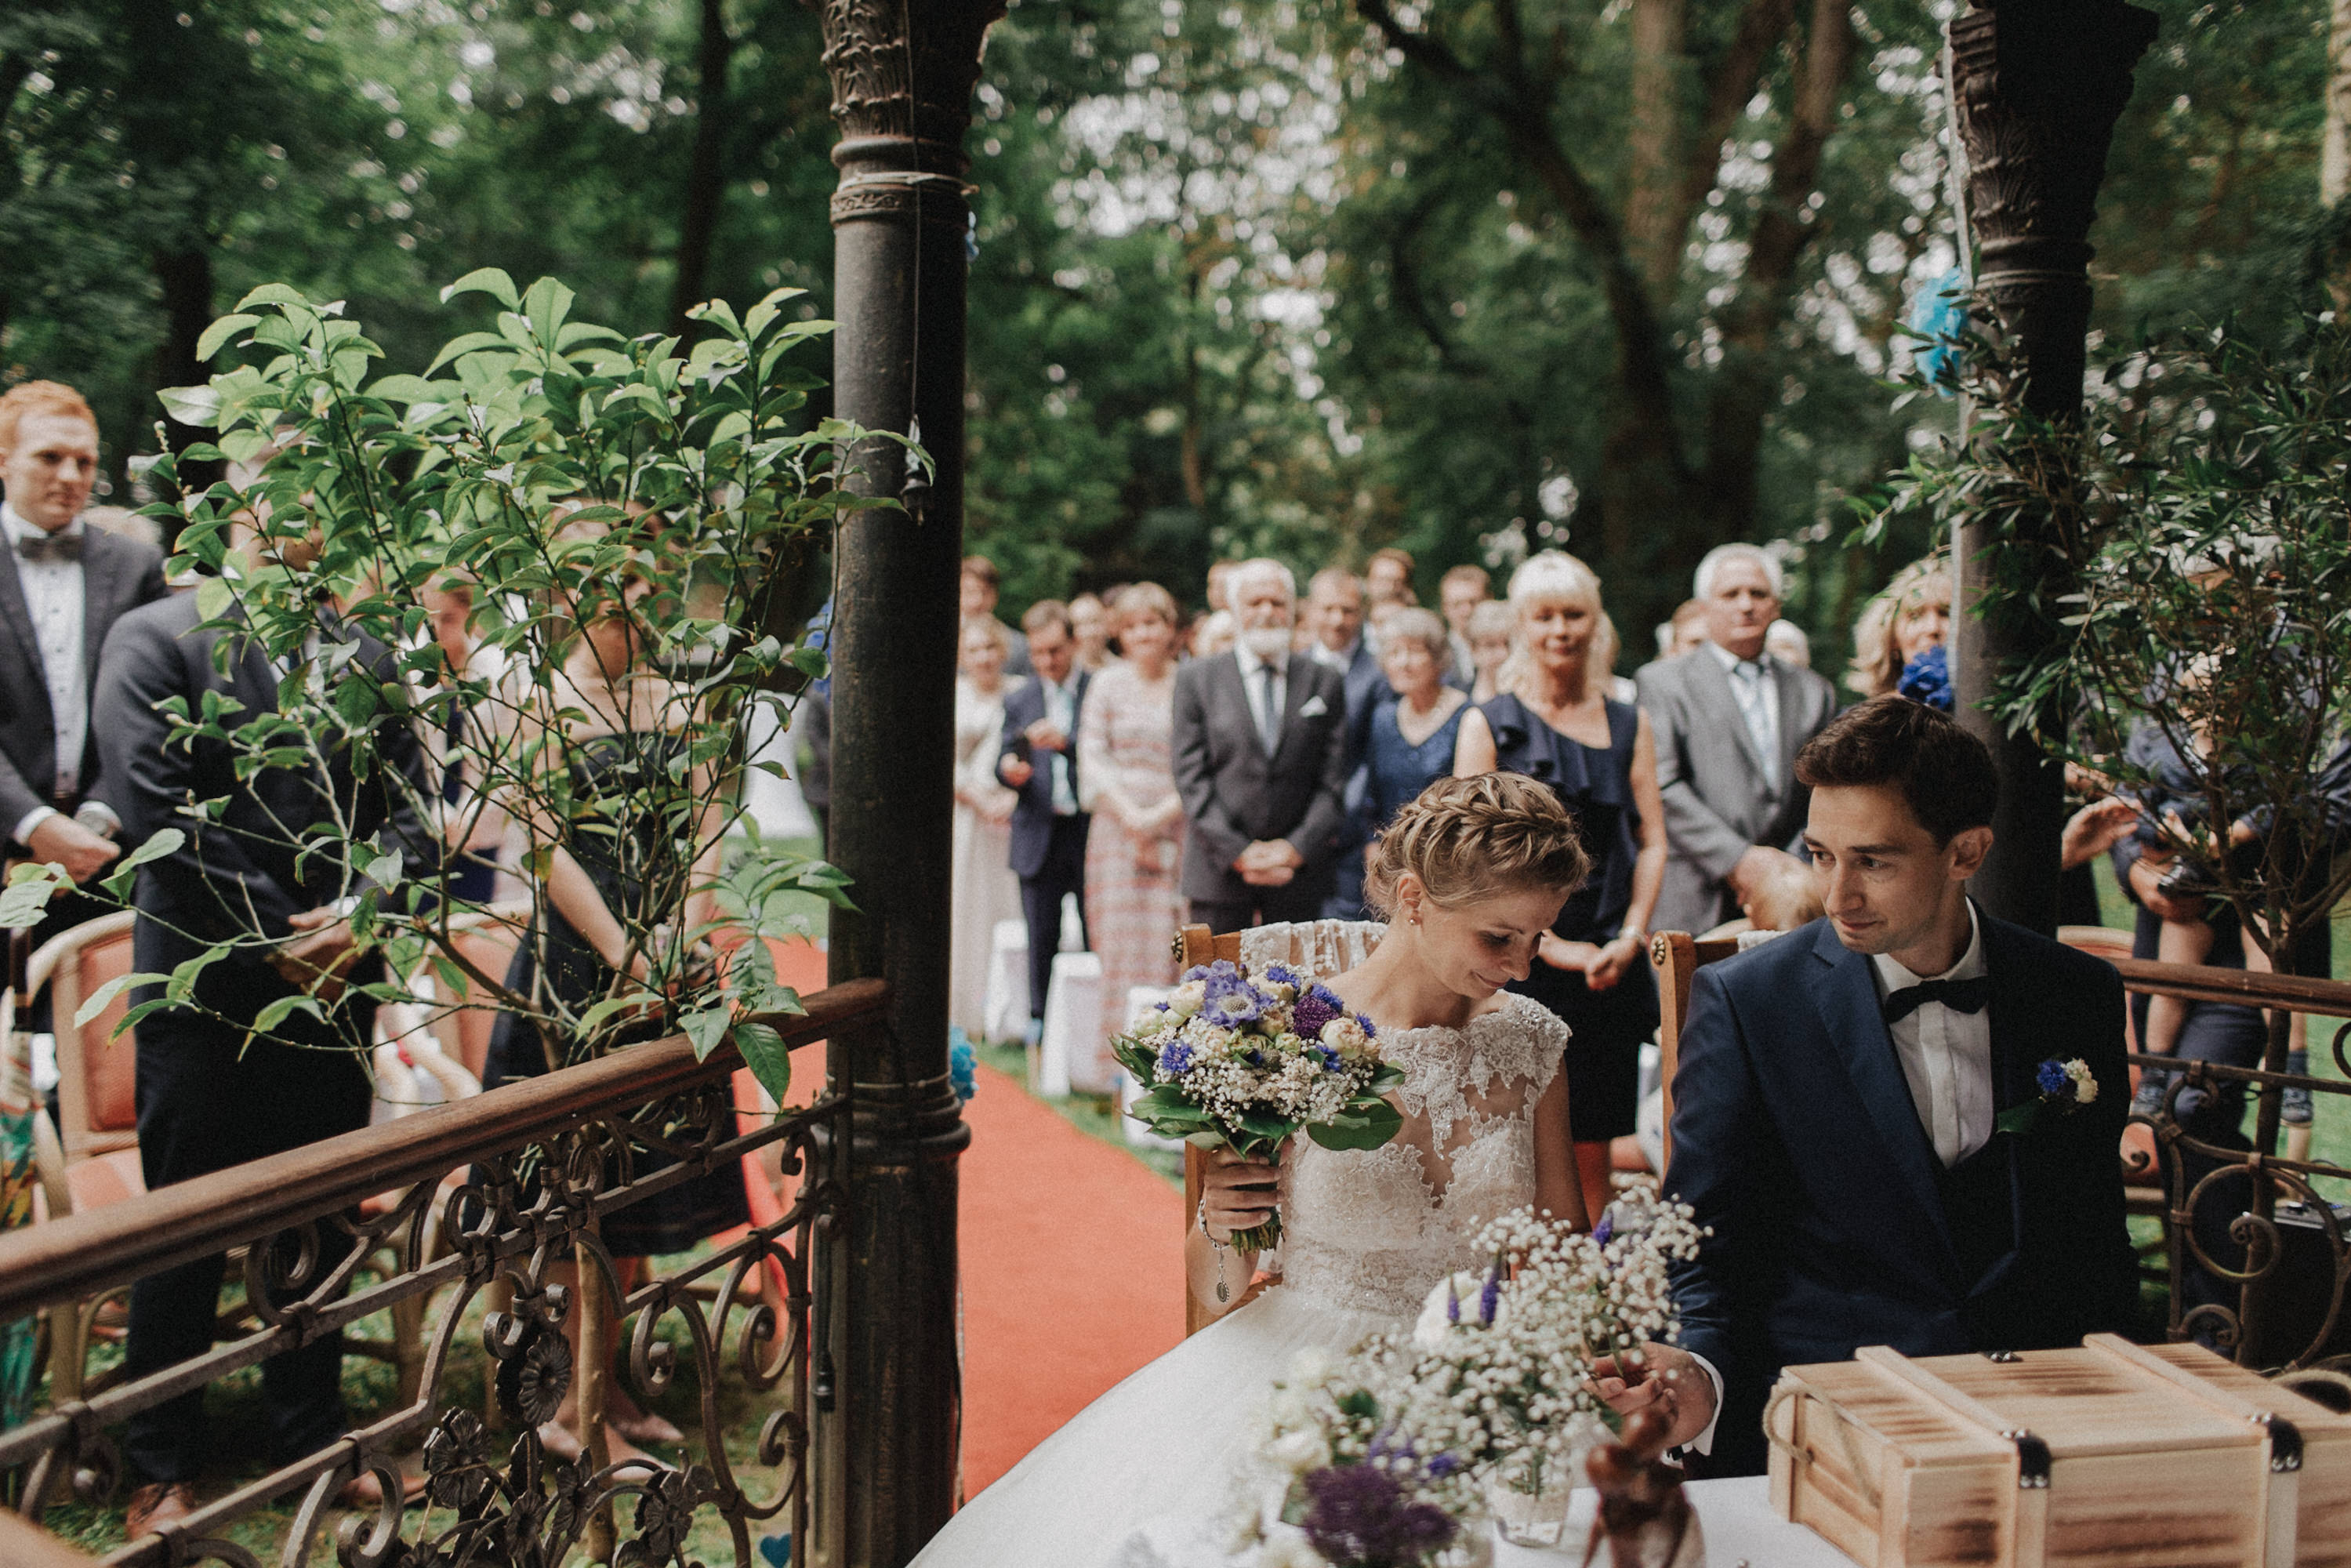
[1364,774,1589,917]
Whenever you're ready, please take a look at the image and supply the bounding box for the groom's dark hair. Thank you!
[1795,695,1998,845]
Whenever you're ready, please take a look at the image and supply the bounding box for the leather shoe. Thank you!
[125,1481,198,1538]
[335,1467,428,1509]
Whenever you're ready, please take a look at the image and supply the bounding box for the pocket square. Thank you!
[1298,695,1330,718]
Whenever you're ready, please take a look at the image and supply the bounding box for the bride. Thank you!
[912,773,1595,1567]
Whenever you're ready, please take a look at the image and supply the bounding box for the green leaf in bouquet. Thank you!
[1183,1131,1228,1149]
[1308,1098,1404,1151]
[1235,1110,1296,1142]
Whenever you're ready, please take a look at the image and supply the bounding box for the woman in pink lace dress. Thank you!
[1075,583,1186,1091]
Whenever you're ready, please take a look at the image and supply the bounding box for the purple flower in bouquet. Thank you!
[1264,963,1302,989]
[1202,967,1267,1028]
[1292,983,1344,1040]
[1301,1464,1457,1566]
[1591,1209,1614,1247]
[1158,1039,1195,1075]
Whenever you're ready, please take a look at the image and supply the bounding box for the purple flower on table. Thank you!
[1291,984,1344,1040]
[1301,1463,1456,1565]
[1157,1040,1195,1076]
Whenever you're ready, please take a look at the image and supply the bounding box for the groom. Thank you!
[1609,697,2136,1475]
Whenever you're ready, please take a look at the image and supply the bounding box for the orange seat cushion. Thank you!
[64,1147,147,1214]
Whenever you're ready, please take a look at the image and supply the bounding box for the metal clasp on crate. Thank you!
[2001,1428,2053,1488]
[2251,1411,2304,1473]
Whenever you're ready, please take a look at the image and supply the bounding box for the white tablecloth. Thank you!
[1492,1476,1856,1567]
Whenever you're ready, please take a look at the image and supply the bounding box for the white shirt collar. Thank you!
[0,500,85,549]
[1235,638,1286,681]
[1706,639,1769,676]
[1870,901,1986,996]
[1313,635,1359,669]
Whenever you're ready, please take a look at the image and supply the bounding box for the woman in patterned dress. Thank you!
[1075,583,1186,1090]
[950,617,1023,1040]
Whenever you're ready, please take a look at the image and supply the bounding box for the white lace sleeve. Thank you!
[1489,994,1570,1102]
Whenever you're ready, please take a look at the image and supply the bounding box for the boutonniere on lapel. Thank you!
[1996,1058,2099,1137]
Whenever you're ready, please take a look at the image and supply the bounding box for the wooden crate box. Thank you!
[1766,1334,2351,1568]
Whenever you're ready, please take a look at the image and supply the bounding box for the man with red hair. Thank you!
[0,383,169,957]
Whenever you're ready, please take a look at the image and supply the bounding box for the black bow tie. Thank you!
[1882,974,1990,1022]
[15,529,82,564]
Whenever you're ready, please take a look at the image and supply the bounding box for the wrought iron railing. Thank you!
[0,976,887,1568]
[2116,956,2351,1374]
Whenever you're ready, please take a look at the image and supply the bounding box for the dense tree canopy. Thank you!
[1,0,2329,670]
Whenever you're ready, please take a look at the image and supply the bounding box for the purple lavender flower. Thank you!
[1591,1209,1614,1247]
[1202,967,1266,1027]
[1478,1257,1501,1325]
[1301,1464,1457,1566]
[1355,1013,1377,1040]
[2036,1058,2071,1098]
[1292,984,1344,1040]
[1445,1276,1460,1324]
[1157,1040,1195,1075]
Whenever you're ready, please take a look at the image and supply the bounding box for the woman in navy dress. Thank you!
[1358,608,1471,869]
[1455,550,1667,1206]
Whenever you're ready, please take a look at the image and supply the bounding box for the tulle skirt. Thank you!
[909,1283,1407,1568]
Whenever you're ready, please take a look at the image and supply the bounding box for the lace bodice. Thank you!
[1235,922,1569,1321]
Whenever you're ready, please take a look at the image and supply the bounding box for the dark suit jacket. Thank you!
[0,525,170,846]
[1665,913,2137,1475]
[998,669,1091,880]
[93,593,436,1009]
[1170,651,1351,905]
[1634,647,1838,932]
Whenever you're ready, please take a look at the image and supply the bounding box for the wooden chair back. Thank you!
[1647,929,1744,1176]
[38,911,141,1163]
[1174,919,1385,1335]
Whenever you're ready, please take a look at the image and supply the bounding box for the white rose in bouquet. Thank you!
[1166,980,1208,1018]
[1318,1014,1370,1056]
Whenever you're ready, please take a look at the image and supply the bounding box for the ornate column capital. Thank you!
[811,0,1008,228]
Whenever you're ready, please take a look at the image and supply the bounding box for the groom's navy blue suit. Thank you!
[1665,912,2138,1476]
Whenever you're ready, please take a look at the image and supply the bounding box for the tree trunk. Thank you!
[1625,0,1689,295]
[2324,0,2351,308]
[670,0,735,337]
[152,245,217,545]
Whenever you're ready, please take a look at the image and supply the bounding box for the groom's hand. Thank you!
[1593,1344,1716,1452]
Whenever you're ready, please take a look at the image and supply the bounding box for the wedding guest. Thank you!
[96,515,434,1534]
[1654,598,1707,660]
[1077,585,1187,1089]
[1634,543,1837,935]
[1457,550,1667,1211]
[1304,567,1383,919]
[1360,608,1468,854]
[1069,592,1113,672]
[1365,546,1417,608]
[0,382,172,981]
[1439,563,1490,685]
[1465,599,1514,702]
[1204,559,1236,615]
[1846,554,1952,698]
[1608,697,2136,1475]
[950,618,1023,1039]
[1170,558,1350,929]
[960,554,1032,677]
[1765,619,1811,670]
[415,570,507,903]
[998,601,1092,1050]
[1189,608,1235,659]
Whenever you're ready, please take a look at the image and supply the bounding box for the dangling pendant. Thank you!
[1216,1277,1229,1304]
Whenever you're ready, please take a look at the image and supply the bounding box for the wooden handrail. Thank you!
[0,977,887,1322]
[2107,955,2351,1014]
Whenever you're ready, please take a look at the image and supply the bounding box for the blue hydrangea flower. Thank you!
[2036,1058,2071,1097]
[1898,644,1954,712]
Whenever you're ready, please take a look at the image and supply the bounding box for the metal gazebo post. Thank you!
[809,0,1002,1561]
[1946,0,2156,932]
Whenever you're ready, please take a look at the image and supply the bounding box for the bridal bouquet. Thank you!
[1113,960,1403,1250]
[1232,1190,1707,1566]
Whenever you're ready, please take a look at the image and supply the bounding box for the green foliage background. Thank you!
[2,0,2332,674]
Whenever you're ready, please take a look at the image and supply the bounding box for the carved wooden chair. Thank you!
[1645,929,1745,1177]
[1172,919,1385,1336]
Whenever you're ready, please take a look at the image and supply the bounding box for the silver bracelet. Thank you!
[1197,1197,1230,1304]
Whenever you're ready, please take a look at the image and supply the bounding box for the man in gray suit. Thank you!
[1634,543,1836,935]
[0,382,171,963]
[1171,558,1351,931]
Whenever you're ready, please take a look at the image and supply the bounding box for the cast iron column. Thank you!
[811,1,998,1561]
[1947,0,2154,931]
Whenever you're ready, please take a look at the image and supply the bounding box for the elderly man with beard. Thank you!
[1170,557,1351,930]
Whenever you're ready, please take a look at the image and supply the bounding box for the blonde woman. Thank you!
[1456,550,1667,1210]
[908,775,1597,1568]
[949,617,1023,1039]
[1076,584,1187,1087]
[1465,597,1514,702]
[1847,554,1953,698]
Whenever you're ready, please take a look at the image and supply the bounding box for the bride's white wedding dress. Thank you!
[912,923,1568,1568]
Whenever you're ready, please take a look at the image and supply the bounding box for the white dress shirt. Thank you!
[1310,637,1359,676]
[1684,905,1993,1456]
[1233,641,1286,755]
[1706,639,1782,789]
[3,501,89,846]
[1870,902,1995,1168]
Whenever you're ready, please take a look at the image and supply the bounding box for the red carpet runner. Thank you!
[752,942,1186,1495]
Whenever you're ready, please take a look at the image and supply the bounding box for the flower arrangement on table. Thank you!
[1112,960,1405,1250]
[1232,1190,1708,1566]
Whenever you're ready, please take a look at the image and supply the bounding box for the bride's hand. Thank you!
[1199,1147,1279,1244]
[1592,1345,1716,1452]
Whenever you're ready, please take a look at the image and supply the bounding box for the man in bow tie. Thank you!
[0,383,170,971]
[1171,558,1351,930]
[1601,696,2135,1475]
